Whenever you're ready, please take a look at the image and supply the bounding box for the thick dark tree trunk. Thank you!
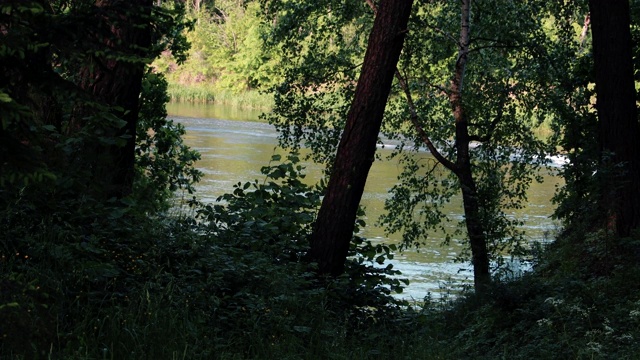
[80,0,152,198]
[309,0,414,276]
[589,0,640,237]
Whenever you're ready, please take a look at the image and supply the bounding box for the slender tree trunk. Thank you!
[589,0,640,237]
[458,168,490,291]
[80,0,152,198]
[309,0,414,276]
[450,0,490,292]
[391,0,488,292]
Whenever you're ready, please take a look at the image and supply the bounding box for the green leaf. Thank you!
[0,302,20,310]
[0,91,12,103]
[293,326,312,333]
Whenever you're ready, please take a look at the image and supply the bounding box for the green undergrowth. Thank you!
[3,144,640,359]
[167,83,273,110]
[3,171,640,359]
[0,154,444,359]
[4,148,640,359]
[433,230,640,360]
[1,73,638,358]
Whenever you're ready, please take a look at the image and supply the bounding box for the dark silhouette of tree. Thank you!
[589,0,640,236]
[1,0,189,200]
[79,0,153,198]
[309,0,414,276]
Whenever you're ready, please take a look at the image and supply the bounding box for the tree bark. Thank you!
[449,0,490,293]
[309,0,414,276]
[589,0,640,237]
[80,0,152,198]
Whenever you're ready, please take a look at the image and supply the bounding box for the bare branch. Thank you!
[467,43,523,55]
[394,69,459,173]
[364,0,377,14]
[580,13,591,46]
[425,24,459,45]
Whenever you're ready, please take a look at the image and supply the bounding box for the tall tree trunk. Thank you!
[309,0,414,276]
[589,0,640,237]
[450,0,490,292]
[80,0,152,198]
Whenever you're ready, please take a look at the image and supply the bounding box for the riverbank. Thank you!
[166,83,558,143]
[167,83,273,110]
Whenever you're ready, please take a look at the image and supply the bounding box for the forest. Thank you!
[2,0,640,359]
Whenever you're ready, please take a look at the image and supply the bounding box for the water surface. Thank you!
[168,103,562,299]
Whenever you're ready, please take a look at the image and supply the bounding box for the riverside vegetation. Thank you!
[3,1,640,359]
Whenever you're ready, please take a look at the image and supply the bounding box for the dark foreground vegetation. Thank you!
[5,153,640,359]
[3,1,640,359]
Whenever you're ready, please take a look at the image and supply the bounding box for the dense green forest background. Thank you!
[2,0,640,359]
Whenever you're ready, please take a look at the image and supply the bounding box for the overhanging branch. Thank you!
[394,68,459,173]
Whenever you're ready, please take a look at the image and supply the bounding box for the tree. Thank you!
[589,0,640,237]
[0,0,191,200]
[264,0,562,292]
[408,0,493,289]
[78,0,153,198]
[381,0,566,292]
[154,0,281,93]
[309,0,414,276]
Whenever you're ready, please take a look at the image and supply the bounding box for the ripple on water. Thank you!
[170,107,561,302]
[374,257,474,300]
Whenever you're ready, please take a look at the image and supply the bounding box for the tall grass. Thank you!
[168,83,273,110]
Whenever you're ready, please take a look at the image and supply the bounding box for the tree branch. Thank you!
[394,68,458,173]
[364,0,377,14]
[425,24,459,45]
[365,0,456,172]
[365,0,457,173]
[467,43,523,55]
[469,81,510,143]
[579,13,590,46]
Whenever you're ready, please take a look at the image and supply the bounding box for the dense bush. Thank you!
[0,145,419,358]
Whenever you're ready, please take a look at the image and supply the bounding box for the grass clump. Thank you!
[167,83,273,110]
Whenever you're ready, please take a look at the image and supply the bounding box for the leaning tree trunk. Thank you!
[309,0,414,276]
[589,0,640,237]
[80,0,152,199]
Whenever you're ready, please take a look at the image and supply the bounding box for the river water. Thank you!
[167,102,563,300]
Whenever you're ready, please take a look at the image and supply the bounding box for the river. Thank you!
[167,102,563,300]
